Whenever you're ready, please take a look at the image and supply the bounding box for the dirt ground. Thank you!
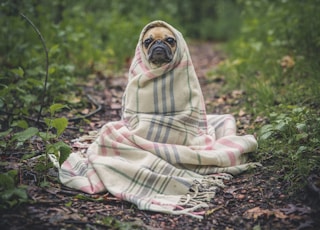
[1,42,319,230]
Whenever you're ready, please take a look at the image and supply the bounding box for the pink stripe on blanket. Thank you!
[217,138,245,153]
[99,133,108,156]
[145,71,157,79]
[151,199,182,209]
[62,160,77,176]
[130,141,160,151]
[204,135,214,150]
[226,150,237,166]
[87,169,97,177]
[174,60,190,69]
[113,121,125,129]
[99,123,124,156]
[80,181,105,194]
[135,49,157,79]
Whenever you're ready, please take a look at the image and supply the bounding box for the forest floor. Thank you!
[1,42,319,230]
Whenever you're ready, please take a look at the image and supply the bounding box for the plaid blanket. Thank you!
[57,21,258,218]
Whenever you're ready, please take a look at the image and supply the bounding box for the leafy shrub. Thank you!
[0,170,28,210]
[259,105,320,191]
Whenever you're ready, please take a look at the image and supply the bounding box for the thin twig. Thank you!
[18,94,103,125]
[20,13,49,124]
[68,94,103,122]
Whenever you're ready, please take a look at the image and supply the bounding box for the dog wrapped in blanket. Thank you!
[56,20,258,218]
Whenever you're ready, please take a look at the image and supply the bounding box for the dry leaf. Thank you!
[69,96,81,104]
[243,207,288,220]
[205,205,223,216]
[272,209,287,219]
[280,55,295,69]
[232,90,244,97]
[238,109,246,117]
[243,207,264,220]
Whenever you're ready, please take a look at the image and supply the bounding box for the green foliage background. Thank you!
[220,0,320,108]
[212,0,320,191]
[0,0,240,130]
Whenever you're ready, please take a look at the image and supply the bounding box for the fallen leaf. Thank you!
[243,207,288,220]
[81,108,90,115]
[205,205,223,216]
[272,209,287,219]
[232,90,244,97]
[243,207,264,220]
[69,96,81,104]
[238,109,246,117]
[280,55,295,69]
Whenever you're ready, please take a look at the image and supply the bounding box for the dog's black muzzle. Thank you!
[148,40,173,64]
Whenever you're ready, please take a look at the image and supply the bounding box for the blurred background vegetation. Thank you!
[0,0,243,130]
[1,0,319,193]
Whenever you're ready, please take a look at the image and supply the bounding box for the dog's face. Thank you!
[142,26,176,68]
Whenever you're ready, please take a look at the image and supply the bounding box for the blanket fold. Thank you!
[57,20,258,218]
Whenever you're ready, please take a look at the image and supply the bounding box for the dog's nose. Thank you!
[156,40,163,44]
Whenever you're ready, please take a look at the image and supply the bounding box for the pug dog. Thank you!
[142,26,177,68]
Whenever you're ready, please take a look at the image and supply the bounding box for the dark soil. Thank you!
[1,42,319,230]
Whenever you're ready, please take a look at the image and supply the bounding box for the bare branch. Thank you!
[20,13,49,124]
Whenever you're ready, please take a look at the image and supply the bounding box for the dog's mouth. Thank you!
[148,43,173,65]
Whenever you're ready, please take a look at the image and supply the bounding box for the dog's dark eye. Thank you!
[143,38,153,48]
[166,37,176,46]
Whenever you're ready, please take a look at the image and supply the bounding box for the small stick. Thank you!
[20,13,49,124]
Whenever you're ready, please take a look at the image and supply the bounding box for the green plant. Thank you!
[258,105,320,191]
[0,169,28,210]
[0,105,69,210]
[39,104,71,169]
[0,103,70,189]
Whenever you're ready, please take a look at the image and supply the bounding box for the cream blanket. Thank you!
[57,21,258,218]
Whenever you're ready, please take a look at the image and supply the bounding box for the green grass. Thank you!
[207,0,320,193]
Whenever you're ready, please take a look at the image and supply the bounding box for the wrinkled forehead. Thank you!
[141,24,175,41]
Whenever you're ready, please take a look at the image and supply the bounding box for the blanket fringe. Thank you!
[173,173,233,218]
[169,203,209,219]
